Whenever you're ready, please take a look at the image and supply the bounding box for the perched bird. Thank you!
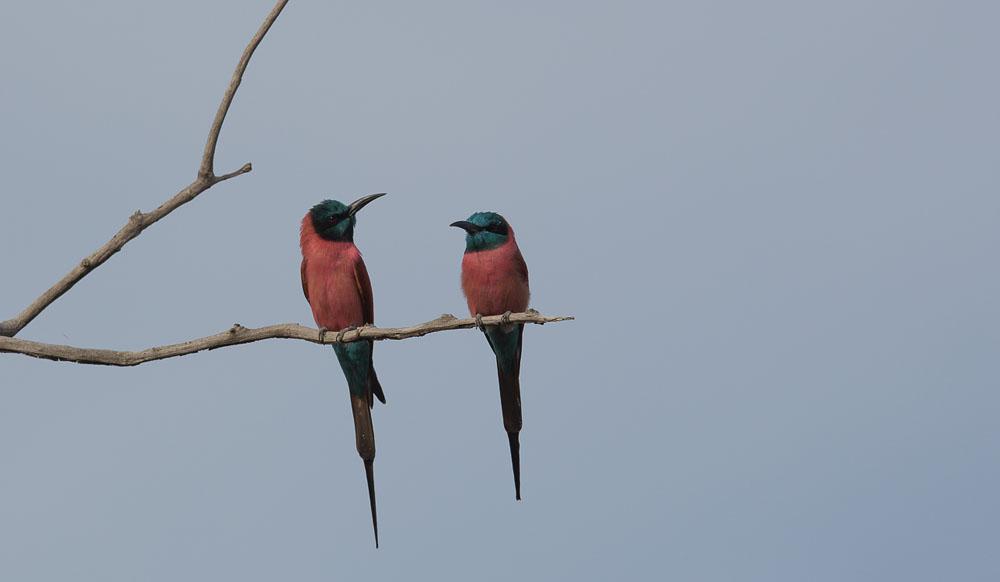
[450,212,530,500]
[300,193,387,547]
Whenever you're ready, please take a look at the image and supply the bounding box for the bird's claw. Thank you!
[318,327,330,342]
[336,325,359,343]
[500,311,513,325]
[474,313,485,330]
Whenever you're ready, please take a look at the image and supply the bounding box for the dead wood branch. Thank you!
[0,312,573,367]
[0,0,289,338]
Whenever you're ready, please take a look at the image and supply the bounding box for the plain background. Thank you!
[2,1,998,580]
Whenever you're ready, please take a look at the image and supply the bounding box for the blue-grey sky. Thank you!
[2,1,999,580]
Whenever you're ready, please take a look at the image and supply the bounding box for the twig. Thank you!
[0,0,289,338]
[0,312,574,367]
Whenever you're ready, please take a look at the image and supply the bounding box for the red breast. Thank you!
[300,214,369,330]
[460,229,530,317]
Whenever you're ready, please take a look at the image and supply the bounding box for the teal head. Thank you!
[450,211,511,252]
[310,193,386,242]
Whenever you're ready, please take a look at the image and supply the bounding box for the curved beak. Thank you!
[450,220,481,234]
[348,193,387,216]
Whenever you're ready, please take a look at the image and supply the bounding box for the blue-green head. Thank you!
[450,211,511,252]
[309,193,386,242]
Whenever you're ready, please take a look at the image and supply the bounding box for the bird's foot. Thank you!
[318,327,330,343]
[474,313,485,330]
[336,325,359,343]
[500,311,513,325]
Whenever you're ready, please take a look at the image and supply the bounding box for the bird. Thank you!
[450,212,530,500]
[300,193,387,547]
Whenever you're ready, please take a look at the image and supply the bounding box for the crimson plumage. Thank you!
[451,211,531,500]
[300,224,374,331]
[300,195,385,548]
[459,228,530,317]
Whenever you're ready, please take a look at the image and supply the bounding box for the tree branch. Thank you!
[0,0,289,339]
[199,0,288,180]
[0,312,573,367]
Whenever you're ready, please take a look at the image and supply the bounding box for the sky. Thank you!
[2,1,999,580]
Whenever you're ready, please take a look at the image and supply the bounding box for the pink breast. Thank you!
[301,221,367,331]
[460,237,530,316]
[306,251,366,331]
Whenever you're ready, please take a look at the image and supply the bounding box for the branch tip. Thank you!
[214,163,254,183]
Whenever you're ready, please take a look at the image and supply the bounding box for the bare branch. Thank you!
[214,162,254,183]
[199,0,289,180]
[0,312,574,367]
[0,1,288,339]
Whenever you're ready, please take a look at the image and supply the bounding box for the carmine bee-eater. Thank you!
[450,212,530,500]
[300,193,387,547]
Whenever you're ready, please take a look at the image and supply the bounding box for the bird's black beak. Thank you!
[450,220,482,234]
[348,193,387,216]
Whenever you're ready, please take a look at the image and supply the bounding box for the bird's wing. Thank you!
[353,255,385,405]
[300,258,310,303]
[513,247,529,286]
[353,256,375,325]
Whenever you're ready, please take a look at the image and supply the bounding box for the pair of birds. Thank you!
[299,193,531,548]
